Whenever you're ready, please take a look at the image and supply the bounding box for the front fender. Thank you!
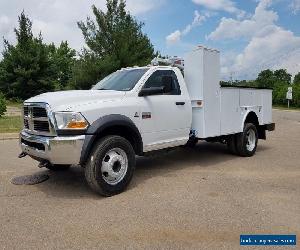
[80,114,143,165]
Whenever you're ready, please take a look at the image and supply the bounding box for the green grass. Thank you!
[6,100,23,108]
[0,116,23,133]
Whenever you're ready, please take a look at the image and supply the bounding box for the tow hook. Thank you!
[18,152,27,158]
[38,161,51,168]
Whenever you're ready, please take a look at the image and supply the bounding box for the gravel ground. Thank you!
[0,110,299,249]
[0,133,19,140]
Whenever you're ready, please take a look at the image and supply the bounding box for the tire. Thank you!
[227,134,237,155]
[185,138,198,148]
[84,135,136,196]
[45,164,71,171]
[236,123,258,157]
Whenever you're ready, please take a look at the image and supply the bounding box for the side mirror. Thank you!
[138,86,165,97]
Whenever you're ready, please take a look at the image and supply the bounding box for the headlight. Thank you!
[54,112,89,130]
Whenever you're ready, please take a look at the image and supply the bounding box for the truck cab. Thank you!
[19,46,275,196]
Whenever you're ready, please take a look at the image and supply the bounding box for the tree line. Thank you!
[0,0,299,110]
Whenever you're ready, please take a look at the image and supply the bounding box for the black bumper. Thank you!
[258,123,275,140]
[265,123,275,131]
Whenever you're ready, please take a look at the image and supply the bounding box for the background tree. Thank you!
[293,72,300,85]
[0,12,76,100]
[68,54,104,90]
[0,12,56,99]
[292,72,300,107]
[0,92,6,117]
[72,0,154,89]
[256,69,275,88]
[273,69,292,84]
[49,41,76,90]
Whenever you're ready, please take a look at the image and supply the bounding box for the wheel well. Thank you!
[80,115,144,165]
[93,125,143,156]
[245,111,266,139]
[245,112,259,126]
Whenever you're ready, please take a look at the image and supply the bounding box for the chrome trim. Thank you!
[20,131,85,165]
[23,102,57,136]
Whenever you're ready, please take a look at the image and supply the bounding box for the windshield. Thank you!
[92,68,148,91]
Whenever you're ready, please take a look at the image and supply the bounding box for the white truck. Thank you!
[19,46,275,196]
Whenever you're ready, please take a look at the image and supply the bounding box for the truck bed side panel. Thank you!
[220,87,273,135]
[239,89,263,107]
[220,88,241,135]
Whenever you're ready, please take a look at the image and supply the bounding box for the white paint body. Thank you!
[26,46,273,153]
[184,46,272,138]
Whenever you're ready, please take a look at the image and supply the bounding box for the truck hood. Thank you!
[25,90,126,111]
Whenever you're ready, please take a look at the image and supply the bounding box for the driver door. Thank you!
[138,69,191,152]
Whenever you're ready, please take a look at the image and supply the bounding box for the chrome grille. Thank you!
[33,120,50,132]
[23,103,55,136]
[24,106,29,116]
[33,107,47,118]
[24,119,29,129]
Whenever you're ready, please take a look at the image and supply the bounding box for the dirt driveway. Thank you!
[0,110,299,249]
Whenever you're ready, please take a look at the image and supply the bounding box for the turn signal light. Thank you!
[66,121,88,129]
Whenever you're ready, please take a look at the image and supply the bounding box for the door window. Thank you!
[143,70,181,95]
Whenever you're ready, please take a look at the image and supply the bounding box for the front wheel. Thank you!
[185,138,198,148]
[236,123,258,157]
[84,135,136,196]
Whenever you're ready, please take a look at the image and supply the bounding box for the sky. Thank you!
[0,0,300,80]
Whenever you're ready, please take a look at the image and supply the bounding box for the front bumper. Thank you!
[20,131,85,165]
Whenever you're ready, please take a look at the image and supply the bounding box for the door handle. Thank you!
[176,102,185,106]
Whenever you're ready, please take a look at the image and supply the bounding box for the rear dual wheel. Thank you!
[227,123,258,157]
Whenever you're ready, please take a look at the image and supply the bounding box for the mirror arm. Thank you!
[138,86,165,97]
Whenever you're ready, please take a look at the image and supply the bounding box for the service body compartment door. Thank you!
[262,90,272,124]
[220,88,241,135]
[239,89,262,107]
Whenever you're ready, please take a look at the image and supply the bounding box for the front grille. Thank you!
[33,107,47,118]
[24,119,29,129]
[33,120,50,132]
[23,104,54,136]
[24,106,29,116]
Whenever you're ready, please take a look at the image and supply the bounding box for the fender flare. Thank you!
[80,114,143,165]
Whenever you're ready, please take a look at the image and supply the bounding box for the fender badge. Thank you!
[142,112,151,119]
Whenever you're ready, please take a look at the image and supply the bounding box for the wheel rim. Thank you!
[101,148,128,185]
[246,129,256,152]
